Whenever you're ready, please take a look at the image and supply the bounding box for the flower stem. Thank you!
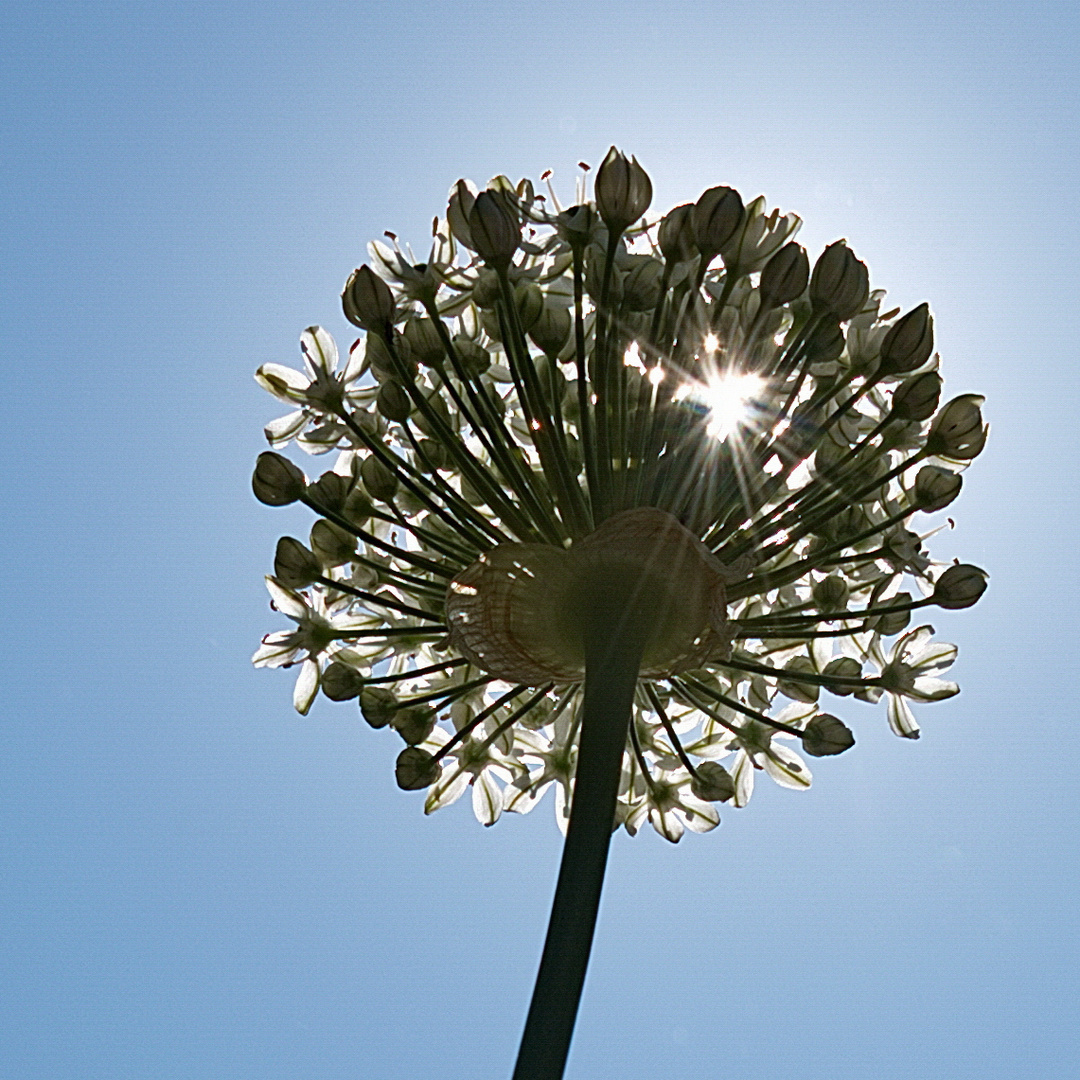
[511,613,644,1080]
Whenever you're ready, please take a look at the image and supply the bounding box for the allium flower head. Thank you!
[253,150,988,842]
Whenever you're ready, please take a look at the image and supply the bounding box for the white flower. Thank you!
[866,624,959,738]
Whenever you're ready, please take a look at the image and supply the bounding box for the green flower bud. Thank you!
[467,190,520,268]
[891,371,942,422]
[556,203,596,249]
[879,302,934,375]
[657,203,696,264]
[364,331,416,385]
[377,380,412,422]
[913,465,962,511]
[758,242,809,309]
[321,661,365,701]
[594,146,653,234]
[933,564,988,609]
[416,437,451,472]
[809,241,869,320]
[412,388,452,439]
[691,761,735,803]
[274,536,321,589]
[823,656,862,696]
[515,281,545,331]
[926,394,987,460]
[310,519,357,566]
[342,265,396,332]
[868,594,912,636]
[306,470,351,516]
[779,656,820,703]
[813,574,850,613]
[802,318,845,364]
[391,705,436,746]
[623,256,665,311]
[691,186,744,258]
[252,451,305,506]
[360,454,399,503]
[452,336,491,378]
[395,746,439,790]
[528,305,572,357]
[360,687,398,728]
[402,317,445,366]
[801,713,855,757]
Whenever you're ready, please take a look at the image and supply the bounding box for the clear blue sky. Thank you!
[1,2,1077,1077]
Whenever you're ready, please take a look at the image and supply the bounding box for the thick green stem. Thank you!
[511,612,644,1080]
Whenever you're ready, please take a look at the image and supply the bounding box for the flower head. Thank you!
[253,152,986,841]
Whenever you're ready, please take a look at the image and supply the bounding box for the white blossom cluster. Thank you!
[252,149,987,842]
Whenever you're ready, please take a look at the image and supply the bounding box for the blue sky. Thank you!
[1,2,1077,1077]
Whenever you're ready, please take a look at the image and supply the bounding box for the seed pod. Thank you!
[891,371,942,422]
[691,761,735,803]
[377,380,412,422]
[657,203,696,263]
[809,241,869,321]
[467,190,520,268]
[879,303,933,375]
[310,519,357,566]
[691,186,744,258]
[360,687,398,729]
[360,454,399,502]
[274,536,321,589]
[252,451,305,506]
[758,242,809,309]
[342,265,396,332]
[933,564,988,609]
[926,394,987,460]
[594,146,653,234]
[802,713,855,757]
[395,746,440,790]
[913,465,962,511]
[321,661,365,701]
[529,305,572,357]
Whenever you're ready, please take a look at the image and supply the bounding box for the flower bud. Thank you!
[779,656,820,703]
[342,265,396,332]
[813,574,850,613]
[377,380,412,422]
[933,564,988,609]
[595,147,653,234]
[801,713,855,757]
[453,336,491,378]
[891,371,942,422]
[528,305,572,357]
[556,203,596,249]
[623,256,665,311]
[691,186,744,258]
[657,203,696,263]
[823,656,862,696]
[926,394,987,460]
[802,318,845,364]
[274,536,321,589]
[252,451,305,506]
[515,281,545,331]
[310,519,357,566]
[391,705,436,746]
[446,179,476,249]
[913,465,962,511]
[869,593,912,636]
[360,454,399,502]
[758,242,809,309]
[809,241,869,320]
[321,661,365,701]
[395,746,439,790]
[306,470,350,515]
[364,331,415,385]
[402,317,445,366]
[691,761,735,803]
[360,687,398,729]
[467,190,520,267]
[879,303,933,375]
